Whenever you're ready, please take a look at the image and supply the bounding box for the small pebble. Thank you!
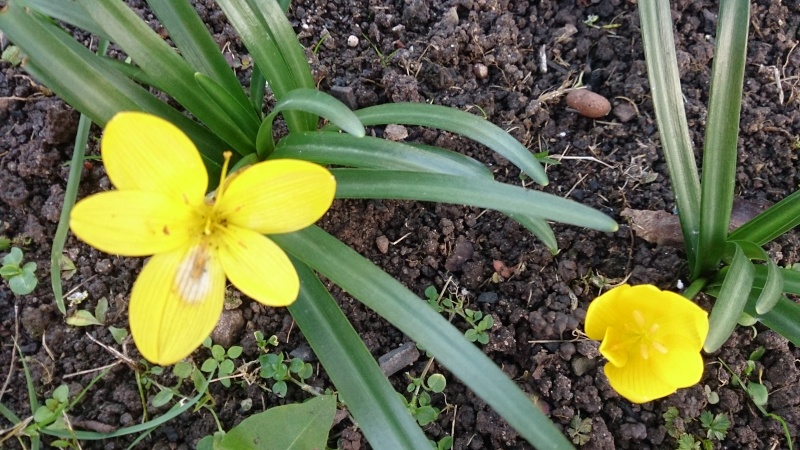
[613,102,637,122]
[347,35,359,47]
[444,240,473,272]
[473,63,489,79]
[565,89,611,119]
[378,341,420,376]
[477,291,499,304]
[376,235,390,254]
[209,309,245,348]
[384,124,408,141]
[289,344,316,362]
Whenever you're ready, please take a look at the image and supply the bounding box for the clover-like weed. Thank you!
[258,353,313,398]
[567,414,592,446]
[1,246,37,295]
[201,338,243,388]
[424,283,493,345]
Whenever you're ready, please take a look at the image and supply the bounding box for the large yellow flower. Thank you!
[70,112,335,365]
[585,284,709,403]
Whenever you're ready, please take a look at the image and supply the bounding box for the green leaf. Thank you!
[9,273,37,295]
[94,297,108,324]
[747,381,769,406]
[218,396,335,450]
[427,374,446,393]
[65,310,102,327]
[638,0,702,266]
[219,359,235,376]
[227,346,243,359]
[200,359,218,373]
[342,103,549,185]
[0,265,20,279]
[25,0,109,40]
[694,0,750,277]
[215,0,316,132]
[52,385,69,404]
[414,405,438,426]
[289,261,450,448]
[332,169,618,232]
[151,389,174,408]
[74,0,256,156]
[755,257,783,314]
[257,89,364,158]
[729,189,800,245]
[211,345,225,361]
[704,244,755,352]
[0,3,226,174]
[274,227,574,449]
[194,72,261,146]
[3,247,23,266]
[108,326,128,345]
[273,132,493,178]
[148,0,253,114]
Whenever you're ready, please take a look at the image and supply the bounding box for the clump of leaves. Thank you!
[663,406,730,450]
[567,414,592,445]
[424,284,494,345]
[201,338,243,388]
[259,352,313,398]
[1,246,37,295]
[403,372,447,427]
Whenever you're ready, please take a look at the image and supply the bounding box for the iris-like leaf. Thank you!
[273,226,574,449]
[729,190,800,246]
[289,261,432,448]
[332,169,618,232]
[638,0,702,265]
[257,89,365,157]
[695,0,750,277]
[705,243,754,352]
[336,103,549,185]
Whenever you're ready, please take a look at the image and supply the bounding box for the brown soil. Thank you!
[1,0,799,449]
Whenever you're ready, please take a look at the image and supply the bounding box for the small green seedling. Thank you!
[201,338,243,388]
[259,353,313,398]
[567,414,592,445]
[663,406,730,450]
[1,246,38,295]
[254,330,279,353]
[403,372,447,427]
[1,45,22,66]
[66,297,108,327]
[150,361,195,408]
[424,284,494,345]
[0,236,10,251]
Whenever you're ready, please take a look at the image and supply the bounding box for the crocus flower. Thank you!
[584,284,709,403]
[70,112,335,365]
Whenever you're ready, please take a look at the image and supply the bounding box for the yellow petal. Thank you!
[650,345,705,388]
[70,191,199,256]
[217,224,299,306]
[129,244,226,365]
[598,325,634,368]
[216,159,335,234]
[102,112,208,205]
[604,356,678,403]
[585,284,639,340]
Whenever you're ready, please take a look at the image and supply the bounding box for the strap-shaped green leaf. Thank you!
[724,240,783,315]
[195,73,261,141]
[257,89,364,157]
[273,226,575,449]
[273,132,493,177]
[704,243,754,352]
[216,0,316,132]
[755,257,783,315]
[695,0,750,277]
[338,103,548,186]
[332,169,618,232]
[728,189,800,245]
[289,262,432,449]
[638,0,701,265]
[75,0,256,155]
[0,2,225,174]
[24,0,109,40]
[148,0,254,115]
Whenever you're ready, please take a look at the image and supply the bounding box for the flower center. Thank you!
[629,309,667,360]
[203,151,233,236]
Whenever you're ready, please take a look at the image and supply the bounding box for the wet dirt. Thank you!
[1,0,799,448]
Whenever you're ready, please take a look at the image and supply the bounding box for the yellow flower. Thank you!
[70,112,335,365]
[584,284,709,403]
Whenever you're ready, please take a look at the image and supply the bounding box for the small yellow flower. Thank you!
[70,112,335,365]
[584,284,709,403]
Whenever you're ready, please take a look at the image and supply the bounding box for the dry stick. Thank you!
[0,304,19,403]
